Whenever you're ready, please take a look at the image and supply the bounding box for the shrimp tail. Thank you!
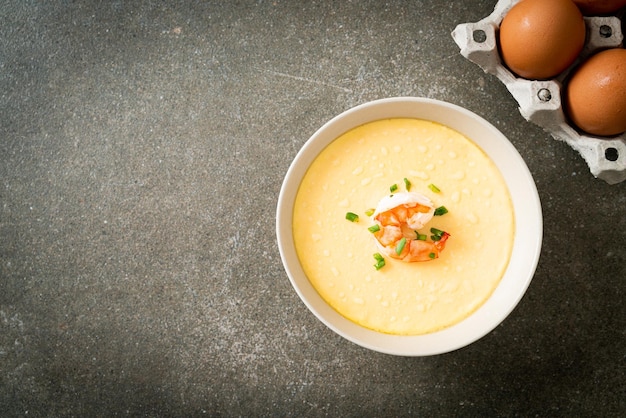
[433,231,450,256]
[403,231,450,262]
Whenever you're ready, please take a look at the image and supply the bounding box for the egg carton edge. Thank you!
[452,0,626,185]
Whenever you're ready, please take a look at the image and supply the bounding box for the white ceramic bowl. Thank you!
[276,97,542,356]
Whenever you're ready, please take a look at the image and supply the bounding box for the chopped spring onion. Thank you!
[428,183,441,193]
[373,253,386,270]
[415,232,427,241]
[365,208,375,216]
[430,227,444,236]
[390,183,398,193]
[345,212,359,222]
[428,252,436,259]
[403,177,411,191]
[434,206,448,216]
[430,227,445,241]
[368,224,380,233]
[395,237,407,255]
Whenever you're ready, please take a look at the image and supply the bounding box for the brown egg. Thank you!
[499,0,586,80]
[565,48,626,136]
[572,0,626,15]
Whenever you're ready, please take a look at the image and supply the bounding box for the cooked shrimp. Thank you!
[371,192,450,262]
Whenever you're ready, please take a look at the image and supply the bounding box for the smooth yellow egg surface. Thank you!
[292,119,515,335]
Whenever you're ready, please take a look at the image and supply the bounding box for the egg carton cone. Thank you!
[452,0,626,184]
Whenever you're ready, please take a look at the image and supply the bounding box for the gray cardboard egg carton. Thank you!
[452,0,626,184]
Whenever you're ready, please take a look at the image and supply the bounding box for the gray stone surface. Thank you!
[1,1,624,416]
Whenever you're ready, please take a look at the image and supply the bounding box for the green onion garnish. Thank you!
[430,227,445,241]
[430,227,444,236]
[403,177,411,191]
[373,253,386,270]
[390,183,398,193]
[395,237,407,255]
[415,232,427,241]
[345,212,359,222]
[365,208,375,216]
[434,206,448,216]
[428,183,441,193]
[368,224,380,233]
[428,252,436,259]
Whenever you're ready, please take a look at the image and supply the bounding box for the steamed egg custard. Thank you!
[293,118,514,335]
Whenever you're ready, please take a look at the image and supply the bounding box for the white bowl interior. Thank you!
[276,97,542,356]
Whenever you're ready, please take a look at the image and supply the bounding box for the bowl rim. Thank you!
[276,97,542,356]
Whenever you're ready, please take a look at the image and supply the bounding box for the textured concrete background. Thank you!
[1,1,625,416]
